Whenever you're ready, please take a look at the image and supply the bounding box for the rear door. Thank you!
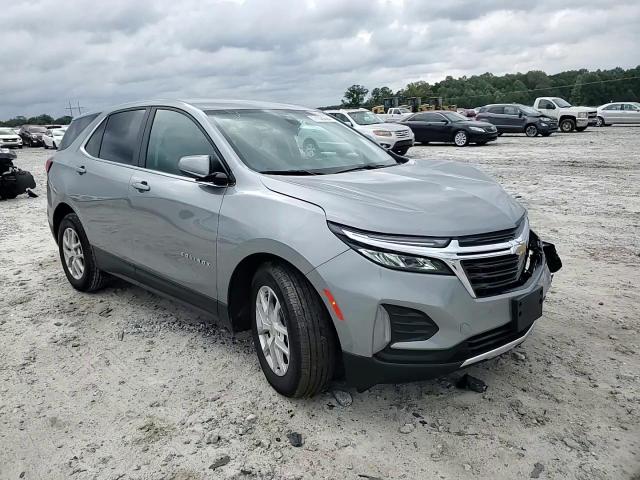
[70,108,149,273]
[127,107,228,309]
[484,106,506,130]
[622,103,640,124]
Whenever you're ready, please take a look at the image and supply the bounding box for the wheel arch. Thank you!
[559,114,576,123]
[52,202,76,243]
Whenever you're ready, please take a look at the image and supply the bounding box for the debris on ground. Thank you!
[455,374,488,393]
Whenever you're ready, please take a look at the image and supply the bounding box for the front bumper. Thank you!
[0,140,22,148]
[309,230,559,390]
[576,117,589,127]
[468,131,498,143]
[377,135,415,150]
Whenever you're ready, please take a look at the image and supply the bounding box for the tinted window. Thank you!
[85,119,106,157]
[411,112,445,122]
[504,106,519,115]
[99,109,146,165]
[604,104,621,110]
[58,113,99,150]
[538,100,556,109]
[624,104,638,111]
[488,106,505,114]
[146,109,218,176]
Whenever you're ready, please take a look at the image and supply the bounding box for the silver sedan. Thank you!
[596,102,640,126]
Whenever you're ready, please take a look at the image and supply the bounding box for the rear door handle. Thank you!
[132,180,150,192]
[75,166,86,175]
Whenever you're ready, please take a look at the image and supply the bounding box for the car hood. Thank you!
[260,160,525,237]
[458,120,495,128]
[560,106,596,113]
[356,122,411,133]
[0,134,19,139]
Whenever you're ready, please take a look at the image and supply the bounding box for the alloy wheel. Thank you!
[62,227,85,280]
[454,131,468,146]
[255,285,290,376]
[525,125,538,137]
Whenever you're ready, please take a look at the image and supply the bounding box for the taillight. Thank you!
[45,157,53,174]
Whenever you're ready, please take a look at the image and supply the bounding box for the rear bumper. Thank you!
[343,323,535,391]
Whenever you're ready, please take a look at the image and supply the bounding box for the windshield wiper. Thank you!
[334,164,393,174]
[260,169,321,176]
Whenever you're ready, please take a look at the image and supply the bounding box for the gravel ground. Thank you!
[1,127,639,480]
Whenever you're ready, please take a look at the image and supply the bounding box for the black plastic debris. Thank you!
[287,432,303,447]
[456,374,487,393]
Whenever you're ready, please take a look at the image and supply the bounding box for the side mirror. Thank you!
[179,155,210,178]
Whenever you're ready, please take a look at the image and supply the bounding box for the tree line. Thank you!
[0,114,72,127]
[334,65,640,109]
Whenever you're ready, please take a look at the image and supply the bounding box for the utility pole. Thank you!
[76,100,84,115]
[65,100,74,117]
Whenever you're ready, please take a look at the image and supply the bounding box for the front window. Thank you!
[348,111,383,126]
[207,109,398,175]
[552,98,572,108]
[28,126,47,133]
[0,128,15,135]
[441,112,469,122]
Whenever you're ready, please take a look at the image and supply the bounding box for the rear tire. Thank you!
[57,213,107,292]
[453,130,469,147]
[560,118,575,133]
[251,262,337,398]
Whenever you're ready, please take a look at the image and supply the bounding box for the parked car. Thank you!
[596,102,640,126]
[47,100,561,397]
[399,110,498,146]
[18,125,48,146]
[0,127,23,148]
[532,97,597,132]
[475,104,558,137]
[43,127,67,149]
[377,107,413,122]
[325,108,414,155]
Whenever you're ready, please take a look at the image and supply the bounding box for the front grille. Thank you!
[466,322,519,356]
[461,254,524,297]
[588,112,597,119]
[457,224,520,247]
[395,130,411,138]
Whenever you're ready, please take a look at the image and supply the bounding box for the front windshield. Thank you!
[398,108,411,113]
[553,98,572,108]
[0,128,15,135]
[28,126,47,133]
[519,105,541,116]
[207,109,398,175]
[442,112,469,122]
[348,111,383,125]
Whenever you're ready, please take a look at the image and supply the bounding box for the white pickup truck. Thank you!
[533,97,598,132]
[377,107,413,122]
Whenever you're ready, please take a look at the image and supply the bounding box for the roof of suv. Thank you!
[323,108,369,114]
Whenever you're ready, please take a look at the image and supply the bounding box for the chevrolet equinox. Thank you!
[47,100,562,397]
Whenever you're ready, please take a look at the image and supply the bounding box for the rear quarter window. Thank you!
[58,113,99,150]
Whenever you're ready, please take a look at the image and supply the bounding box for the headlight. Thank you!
[469,126,485,132]
[578,112,587,118]
[372,130,392,137]
[327,222,452,275]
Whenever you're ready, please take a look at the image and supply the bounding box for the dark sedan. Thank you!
[400,111,498,147]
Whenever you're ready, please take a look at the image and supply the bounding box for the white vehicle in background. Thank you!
[0,127,23,148]
[43,126,67,149]
[532,97,597,133]
[377,107,413,122]
[596,102,640,126]
[325,108,414,155]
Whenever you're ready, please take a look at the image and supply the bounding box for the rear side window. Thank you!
[488,106,504,114]
[145,109,219,176]
[58,113,99,150]
[604,104,621,110]
[96,109,146,165]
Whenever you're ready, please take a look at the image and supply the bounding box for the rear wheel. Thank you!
[453,130,469,147]
[560,118,575,132]
[57,213,107,292]
[251,262,337,398]
[525,124,538,137]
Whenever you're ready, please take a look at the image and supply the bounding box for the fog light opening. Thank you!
[372,305,391,353]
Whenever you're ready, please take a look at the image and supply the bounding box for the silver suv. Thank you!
[47,100,561,397]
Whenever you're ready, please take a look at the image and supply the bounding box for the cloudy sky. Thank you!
[2,0,638,118]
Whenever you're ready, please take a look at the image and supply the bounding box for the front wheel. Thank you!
[525,125,538,137]
[560,118,575,132]
[57,213,107,292]
[251,262,337,398]
[595,116,605,127]
[453,130,469,147]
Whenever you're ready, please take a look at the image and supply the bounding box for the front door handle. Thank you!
[75,166,86,175]
[132,180,150,192]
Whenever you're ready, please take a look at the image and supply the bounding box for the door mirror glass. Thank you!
[178,155,210,178]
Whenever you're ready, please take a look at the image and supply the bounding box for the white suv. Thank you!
[325,108,414,155]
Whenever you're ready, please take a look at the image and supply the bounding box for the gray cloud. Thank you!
[1,0,638,118]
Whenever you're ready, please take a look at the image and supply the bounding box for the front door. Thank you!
[503,105,525,132]
[128,108,227,310]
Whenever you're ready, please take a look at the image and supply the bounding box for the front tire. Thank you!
[595,116,605,127]
[525,124,538,137]
[251,262,337,398]
[560,118,575,132]
[57,213,107,292]
[453,130,469,147]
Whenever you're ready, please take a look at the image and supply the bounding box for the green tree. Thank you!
[342,84,369,107]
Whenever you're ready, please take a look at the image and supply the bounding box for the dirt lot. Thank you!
[1,127,639,480]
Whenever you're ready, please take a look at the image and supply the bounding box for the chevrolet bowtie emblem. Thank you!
[515,243,527,257]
